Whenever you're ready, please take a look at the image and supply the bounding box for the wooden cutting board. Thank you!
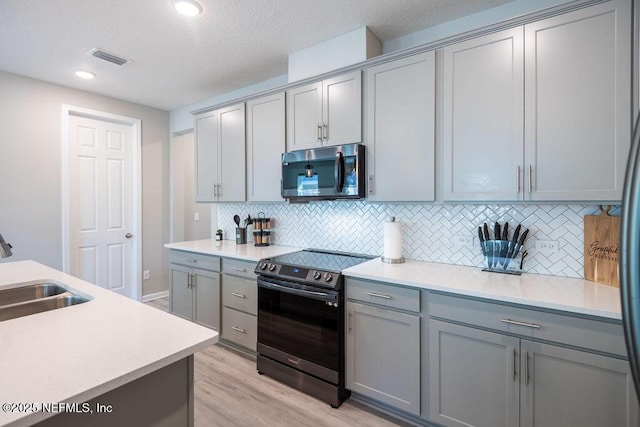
[584,206,620,287]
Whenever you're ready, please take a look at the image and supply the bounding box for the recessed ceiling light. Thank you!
[75,70,96,79]
[172,0,202,16]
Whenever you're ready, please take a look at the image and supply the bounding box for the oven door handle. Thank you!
[257,277,337,303]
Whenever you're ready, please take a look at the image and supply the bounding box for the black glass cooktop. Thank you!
[266,249,373,273]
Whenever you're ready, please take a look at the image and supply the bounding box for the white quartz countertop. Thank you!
[343,258,623,320]
[0,261,218,427]
[164,239,303,261]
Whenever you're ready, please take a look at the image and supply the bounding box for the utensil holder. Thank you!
[235,227,247,245]
[481,240,523,275]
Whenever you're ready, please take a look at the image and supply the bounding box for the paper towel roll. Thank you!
[383,217,404,263]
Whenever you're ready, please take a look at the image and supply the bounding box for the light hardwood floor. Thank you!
[146,298,409,427]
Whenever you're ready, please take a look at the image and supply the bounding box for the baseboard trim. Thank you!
[142,290,169,302]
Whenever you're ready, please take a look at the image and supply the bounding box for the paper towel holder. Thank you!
[381,217,405,264]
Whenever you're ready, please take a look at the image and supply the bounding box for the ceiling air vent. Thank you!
[87,48,130,66]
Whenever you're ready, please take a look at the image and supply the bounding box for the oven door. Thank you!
[257,276,341,375]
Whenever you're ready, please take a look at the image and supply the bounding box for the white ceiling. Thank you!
[0,0,513,111]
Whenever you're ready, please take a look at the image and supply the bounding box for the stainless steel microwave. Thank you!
[281,144,365,202]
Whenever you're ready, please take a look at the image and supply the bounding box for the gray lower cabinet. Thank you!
[221,258,258,352]
[520,340,638,427]
[346,278,421,416]
[169,250,221,331]
[429,319,519,427]
[429,293,639,427]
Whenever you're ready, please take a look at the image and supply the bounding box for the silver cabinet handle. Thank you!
[317,123,322,142]
[232,267,246,272]
[513,348,517,382]
[125,232,133,239]
[187,259,197,263]
[368,174,374,194]
[516,165,520,193]
[501,318,541,329]
[231,326,246,334]
[231,292,246,299]
[287,358,299,365]
[187,273,191,289]
[217,183,222,198]
[528,165,533,193]
[348,311,353,333]
[322,122,328,141]
[191,274,197,288]
[366,292,392,299]
[525,352,530,385]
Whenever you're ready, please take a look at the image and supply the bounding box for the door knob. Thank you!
[125,233,132,239]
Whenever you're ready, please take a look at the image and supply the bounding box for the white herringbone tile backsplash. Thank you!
[218,203,620,278]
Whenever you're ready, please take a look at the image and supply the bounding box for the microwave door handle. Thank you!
[335,152,345,193]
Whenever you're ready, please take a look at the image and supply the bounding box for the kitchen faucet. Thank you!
[0,233,13,258]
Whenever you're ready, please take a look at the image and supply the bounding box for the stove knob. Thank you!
[324,273,333,283]
[259,262,267,270]
[313,271,322,280]
[268,263,277,272]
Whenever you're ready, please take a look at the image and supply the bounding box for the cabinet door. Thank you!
[286,82,323,150]
[524,1,631,201]
[170,264,193,321]
[520,340,639,427]
[429,320,520,427]
[365,51,436,201]
[442,28,524,201]
[192,268,220,331]
[218,103,246,202]
[246,93,285,202]
[194,111,219,202]
[346,302,420,415]
[323,71,362,146]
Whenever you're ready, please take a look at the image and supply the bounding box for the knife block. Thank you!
[481,240,523,275]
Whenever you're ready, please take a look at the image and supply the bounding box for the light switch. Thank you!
[193,212,200,221]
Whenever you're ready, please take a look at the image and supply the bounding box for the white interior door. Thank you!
[67,113,137,298]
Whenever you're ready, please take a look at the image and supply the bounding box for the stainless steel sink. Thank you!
[0,281,91,322]
[0,282,68,306]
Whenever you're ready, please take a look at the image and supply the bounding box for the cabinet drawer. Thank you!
[222,307,257,351]
[222,274,257,315]
[429,292,627,357]
[346,278,420,313]
[169,250,221,272]
[222,258,256,279]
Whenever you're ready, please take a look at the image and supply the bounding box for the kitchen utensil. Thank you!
[584,205,620,287]
[501,222,509,241]
[482,223,493,267]
[234,215,241,227]
[478,226,486,257]
[517,228,529,246]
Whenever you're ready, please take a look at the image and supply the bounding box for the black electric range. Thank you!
[254,249,373,407]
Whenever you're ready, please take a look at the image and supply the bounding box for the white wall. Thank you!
[0,71,170,297]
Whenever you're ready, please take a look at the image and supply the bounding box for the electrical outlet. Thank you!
[454,235,475,248]
[143,270,150,280]
[193,212,200,221]
[535,240,559,256]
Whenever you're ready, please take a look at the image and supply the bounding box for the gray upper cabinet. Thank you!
[194,103,246,202]
[246,92,285,202]
[365,51,436,201]
[443,0,630,202]
[286,71,361,151]
[524,0,630,201]
[442,28,524,201]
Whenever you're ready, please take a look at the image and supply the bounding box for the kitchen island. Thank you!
[0,260,218,427]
